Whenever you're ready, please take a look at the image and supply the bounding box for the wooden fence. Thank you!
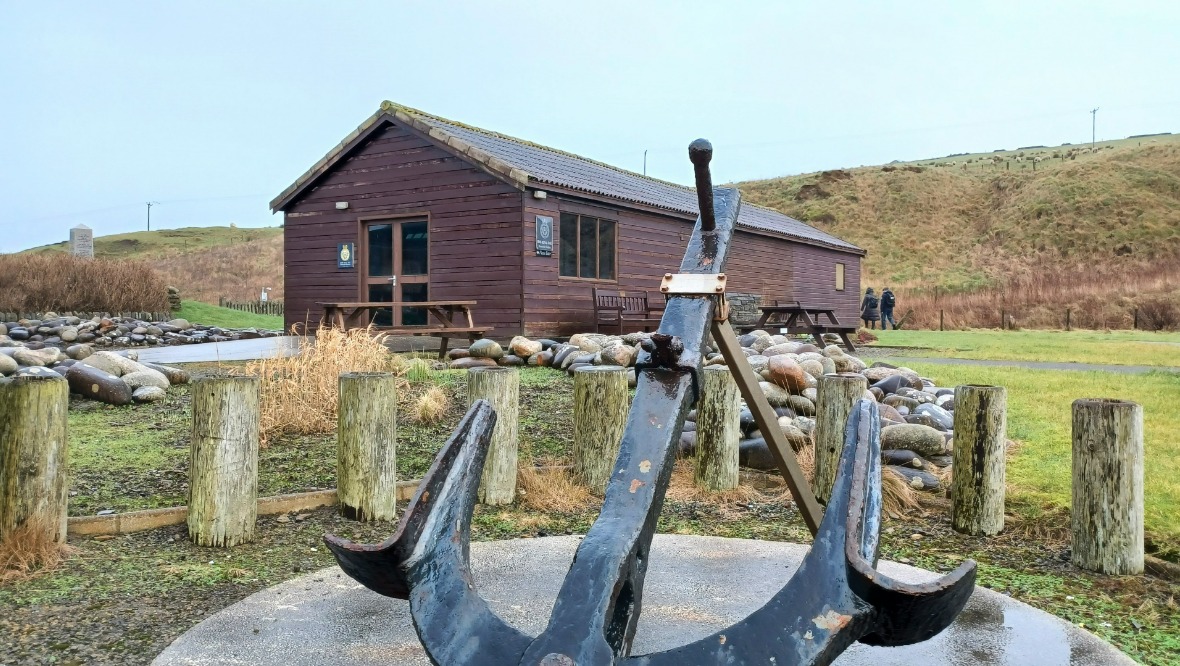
[0,368,1144,573]
[218,297,284,316]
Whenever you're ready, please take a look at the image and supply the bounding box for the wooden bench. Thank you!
[737,300,857,352]
[320,301,491,359]
[593,288,664,335]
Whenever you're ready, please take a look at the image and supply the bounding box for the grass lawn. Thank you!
[172,300,284,330]
[907,361,1180,556]
[873,329,1180,367]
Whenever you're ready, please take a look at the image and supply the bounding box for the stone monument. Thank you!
[69,224,94,258]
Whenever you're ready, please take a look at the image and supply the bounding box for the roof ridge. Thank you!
[381,100,696,194]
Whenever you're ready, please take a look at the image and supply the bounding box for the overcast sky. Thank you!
[1,1,1177,253]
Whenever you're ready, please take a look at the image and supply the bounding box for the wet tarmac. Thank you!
[152,535,1132,665]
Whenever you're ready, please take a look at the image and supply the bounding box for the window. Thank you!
[559,213,616,280]
[835,262,846,291]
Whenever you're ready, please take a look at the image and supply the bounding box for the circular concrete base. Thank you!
[153,535,1131,665]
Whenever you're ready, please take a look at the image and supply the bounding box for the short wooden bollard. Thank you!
[188,376,260,548]
[813,373,868,504]
[694,365,741,491]
[468,367,519,505]
[337,372,399,521]
[1071,399,1144,574]
[0,374,69,546]
[951,385,1007,536]
[573,365,630,494]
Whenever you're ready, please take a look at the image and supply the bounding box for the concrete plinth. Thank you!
[153,535,1132,665]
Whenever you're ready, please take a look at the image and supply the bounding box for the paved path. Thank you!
[890,356,1178,375]
[153,534,1132,666]
[134,336,302,364]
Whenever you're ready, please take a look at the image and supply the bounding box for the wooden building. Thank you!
[271,101,864,337]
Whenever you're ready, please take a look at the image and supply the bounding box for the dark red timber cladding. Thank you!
[282,122,525,333]
[791,244,861,324]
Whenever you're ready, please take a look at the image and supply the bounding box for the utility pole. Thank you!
[146,201,158,231]
[643,150,648,176]
[1091,107,1099,148]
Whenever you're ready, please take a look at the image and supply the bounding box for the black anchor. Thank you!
[325,140,976,665]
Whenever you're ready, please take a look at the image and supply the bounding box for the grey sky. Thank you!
[1,1,1177,253]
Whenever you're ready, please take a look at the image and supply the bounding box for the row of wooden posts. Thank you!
[0,367,1144,575]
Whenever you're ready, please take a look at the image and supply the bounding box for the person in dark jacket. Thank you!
[860,288,880,329]
[880,287,897,329]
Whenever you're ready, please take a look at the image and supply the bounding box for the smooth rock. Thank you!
[762,342,802,357]
[882,449,928,469]
[446,349,470,360]
[758,381,793,408]
[66,363,133,405]
[881,424,947,456]
[887,465,943,492]
[497,355,525,367]
[166,319,191,330]
[0,354,17,376]
[799,359,825,379]
[509,336,543,358]
[786,394,815,417]
[913,403,954,430]
[121,369,170,391]
[766,356,808,392]
[468,339,504,359]
[449,356,499,370]
[132,386,167,403]
[905,413,947,431]
[15,366,59,378]
[600,344,636,367]
[13,347,59,367]
[738,437,776,470]
[883,394,920,412]
[896,387,937,404]
[65,344,93,360]
[60,326,78,342]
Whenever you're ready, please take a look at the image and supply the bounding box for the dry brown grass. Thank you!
[517,466,596,513]
[245,326,407,444]
[0,520,74,583]
[881,467,923,519]
[153,233,283,303]
[0,253,169,313]
[413,386,450,424]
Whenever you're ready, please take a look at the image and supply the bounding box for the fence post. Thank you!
[0,374,69,547]
[1133,308,1139,330]
[813,373,868,504]
[939,309,944,331]
[951,385,1007,536]
[694,365,741,491]
[337,372,399,521]
[188,376,260,547]
[468,367,519,505]
[1071,399,1144,574]
[1066,308,1071,331]
[1001,309,1006,330]
[572,366,630,493]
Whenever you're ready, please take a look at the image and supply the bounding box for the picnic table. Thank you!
[737,301,857,352]
[320,301,490,359]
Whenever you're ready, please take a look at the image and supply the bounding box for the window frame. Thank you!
[835,262,846,291]
[558,212,618,282]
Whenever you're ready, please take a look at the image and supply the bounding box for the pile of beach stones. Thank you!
[0,314,281,351]
[448,331,957,493]
[0,346,190,405]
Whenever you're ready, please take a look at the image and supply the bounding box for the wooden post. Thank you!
[1071,399,1144,574]
[188,376,260,547]
[1001,309,1006,330]
[337,372,399,521]
[1066,308,1071,331]
[813,373,867,504]
[694,365,741,491]
[468,367,519,505]
[950,385,1007,535]
[0,375,69,546]
[573,366,630,494]
[939,309,944,331]
[1133,308,1139,330]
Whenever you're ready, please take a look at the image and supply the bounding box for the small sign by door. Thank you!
[338,242,355,269]
[535,216,553,256]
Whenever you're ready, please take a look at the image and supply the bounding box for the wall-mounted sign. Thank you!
[535,215,553,256]
[338,242,355,269]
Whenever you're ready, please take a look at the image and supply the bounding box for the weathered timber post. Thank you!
[1133,308,1139,330]
[337,372,399,521]
[0,375,69,545]
[694,365,741,491]
[950,385,1007,535]
[573,365,630,494]
[1071,399,1144,574]
[813,373,868,504]
[188,376,260,547]
[939,310,944,331]
[1066,308,1072,331]
[468,367,519,505]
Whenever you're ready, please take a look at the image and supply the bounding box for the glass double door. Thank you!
[363,218,429,326]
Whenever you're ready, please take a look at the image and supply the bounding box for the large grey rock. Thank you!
[14,347,60,367]
[508,336,543,358]
[66,364,133,405]
[121,369,170,391]
[132,386,168,403]
[914,403,954,430]
[166,318,192,330]
[0,354,17,376]
[142,361,190,385]
[787,394,816,416]
[468,339,504,359]
[449,357,498,370]
[881,423,946,456]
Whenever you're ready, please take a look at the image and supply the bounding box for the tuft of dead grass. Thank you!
[0,253,169,313]
[0,519,74,583]
[881,467,923,519]
[245,325,407,444]
[516,467,596,513]
[413,386,450,424]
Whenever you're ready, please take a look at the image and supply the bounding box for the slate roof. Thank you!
[272,101,863,254]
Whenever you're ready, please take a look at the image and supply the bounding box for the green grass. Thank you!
[172,300,283,330]
[23,226,281,258]
[907,362,1180,554]
[873,329,1180,367]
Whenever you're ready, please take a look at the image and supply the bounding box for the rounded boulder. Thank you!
[66,363,133,406]
[468,339,504,359]
[881,424,947,456]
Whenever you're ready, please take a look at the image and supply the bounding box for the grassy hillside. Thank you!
[737,137,1180,329]
[26,226,283,304]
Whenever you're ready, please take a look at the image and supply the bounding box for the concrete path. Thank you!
[134,336,302,364]
[890,356,1178,375]
[152,534,1132,666]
